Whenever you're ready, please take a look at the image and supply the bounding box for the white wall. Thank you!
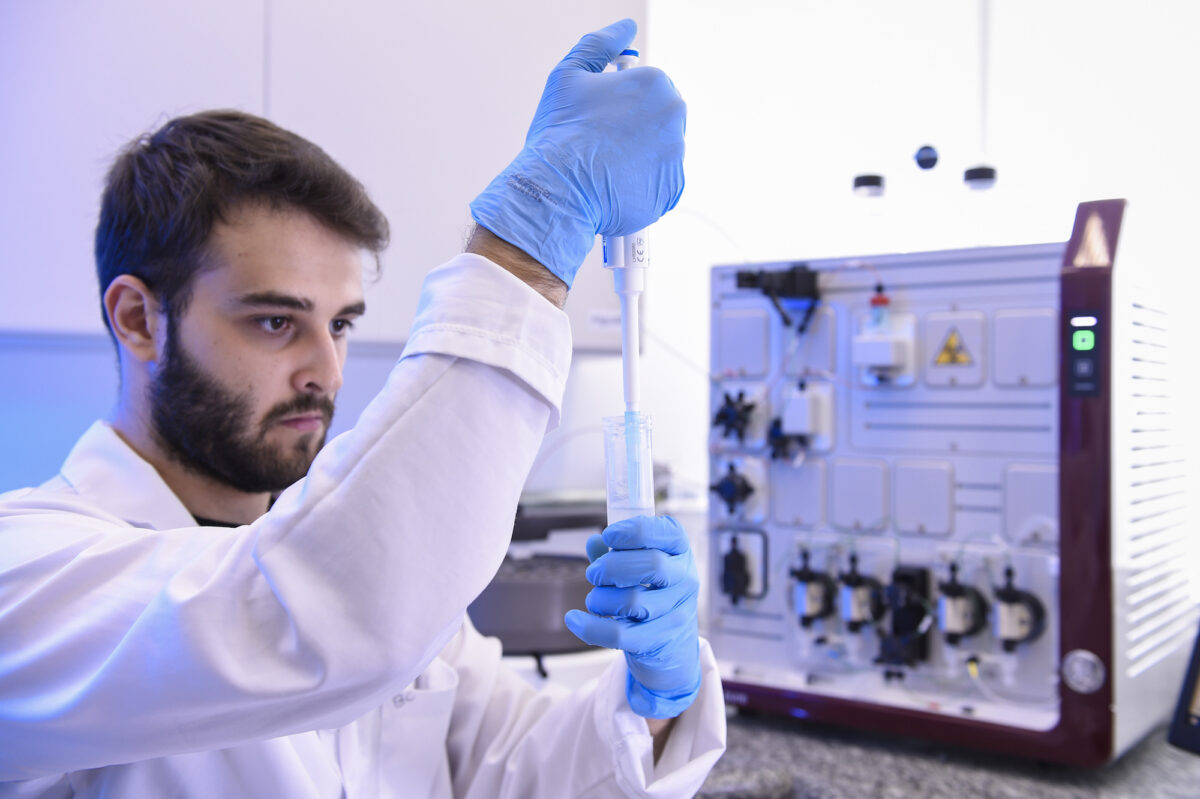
[0,0,265,336]
[2,1,1197,503]
[629,0,1200,497]
[0,0,643,343]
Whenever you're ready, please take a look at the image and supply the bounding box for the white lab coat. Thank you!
[0,254,726,798]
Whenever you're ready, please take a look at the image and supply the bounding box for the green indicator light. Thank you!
[1073,329,1096,351]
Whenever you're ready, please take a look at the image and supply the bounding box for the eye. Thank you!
[256,316,292,334]
[331,318,356,336]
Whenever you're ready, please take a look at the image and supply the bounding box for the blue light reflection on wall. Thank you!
[0,332,117,490]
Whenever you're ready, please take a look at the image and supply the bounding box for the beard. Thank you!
[149,326,335,494]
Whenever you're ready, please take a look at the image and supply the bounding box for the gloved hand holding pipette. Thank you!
[469,18,686,287]
[565,515,702,719]
[474,16,703,723]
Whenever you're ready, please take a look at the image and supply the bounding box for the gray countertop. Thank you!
[699,711,1200,799]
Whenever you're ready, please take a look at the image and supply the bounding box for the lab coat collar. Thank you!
[58,421,197,531]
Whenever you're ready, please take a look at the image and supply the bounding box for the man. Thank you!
[0,19,725,798]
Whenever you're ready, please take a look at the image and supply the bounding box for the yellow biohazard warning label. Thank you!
[934,328,973,366]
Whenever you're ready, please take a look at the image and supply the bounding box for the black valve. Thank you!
[838,554,885,633]
[735,263,820,330]
[736,263,819,300]
[790,550,835,628]
[937,563,990,645]
[767,417,808,461]
[876,566,932,667]
[710,463,755,515]
[722,535,751,606]
[713,391,756,443]
[993,566,1046,653]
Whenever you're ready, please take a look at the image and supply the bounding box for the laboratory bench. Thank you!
[699,710,1200,799]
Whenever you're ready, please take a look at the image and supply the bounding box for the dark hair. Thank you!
[94,109,389,335]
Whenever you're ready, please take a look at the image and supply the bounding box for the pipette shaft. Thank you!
[600,48,655,526]
[602,49,648,416]
[611,242,646,412]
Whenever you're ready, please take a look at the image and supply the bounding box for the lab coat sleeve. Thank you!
[0,254,571,780]
[443,620,727,798]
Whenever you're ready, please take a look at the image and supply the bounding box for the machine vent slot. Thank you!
[1129,457,1185,471]
[1121,299,1197,679]
[1129,473,1185,489]
[1128,518,1186,544]
[1126,611,1200,679]
[1129,504,1187,526]
[1127,570,1190,611]
[1127,552,1186,592]
[1128,489,1186,506]
[1127,532,1188,570]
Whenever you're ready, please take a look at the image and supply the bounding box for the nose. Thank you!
[292,329,345,396]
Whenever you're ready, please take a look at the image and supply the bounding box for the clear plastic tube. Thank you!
[603,413,654,524]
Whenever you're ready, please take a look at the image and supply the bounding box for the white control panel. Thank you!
[708,247,1065,732]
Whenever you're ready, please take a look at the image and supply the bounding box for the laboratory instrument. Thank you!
[705,199,1197,766]
[468,495,611,686]
[602,47,654,527]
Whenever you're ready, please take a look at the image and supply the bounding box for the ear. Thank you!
[104,275,164,363]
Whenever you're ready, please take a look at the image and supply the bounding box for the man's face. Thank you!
[149,204,366,494]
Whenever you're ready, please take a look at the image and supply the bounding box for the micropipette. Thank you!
[601,48,655,526]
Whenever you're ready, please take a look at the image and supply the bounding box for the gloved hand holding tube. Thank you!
[565,516,702,719]
[469,18,686,287]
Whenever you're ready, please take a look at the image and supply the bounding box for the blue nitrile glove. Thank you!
[469,18,686,288]
[564,515,701,719]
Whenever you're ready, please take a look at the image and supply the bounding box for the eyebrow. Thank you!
[236,291,366,317]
